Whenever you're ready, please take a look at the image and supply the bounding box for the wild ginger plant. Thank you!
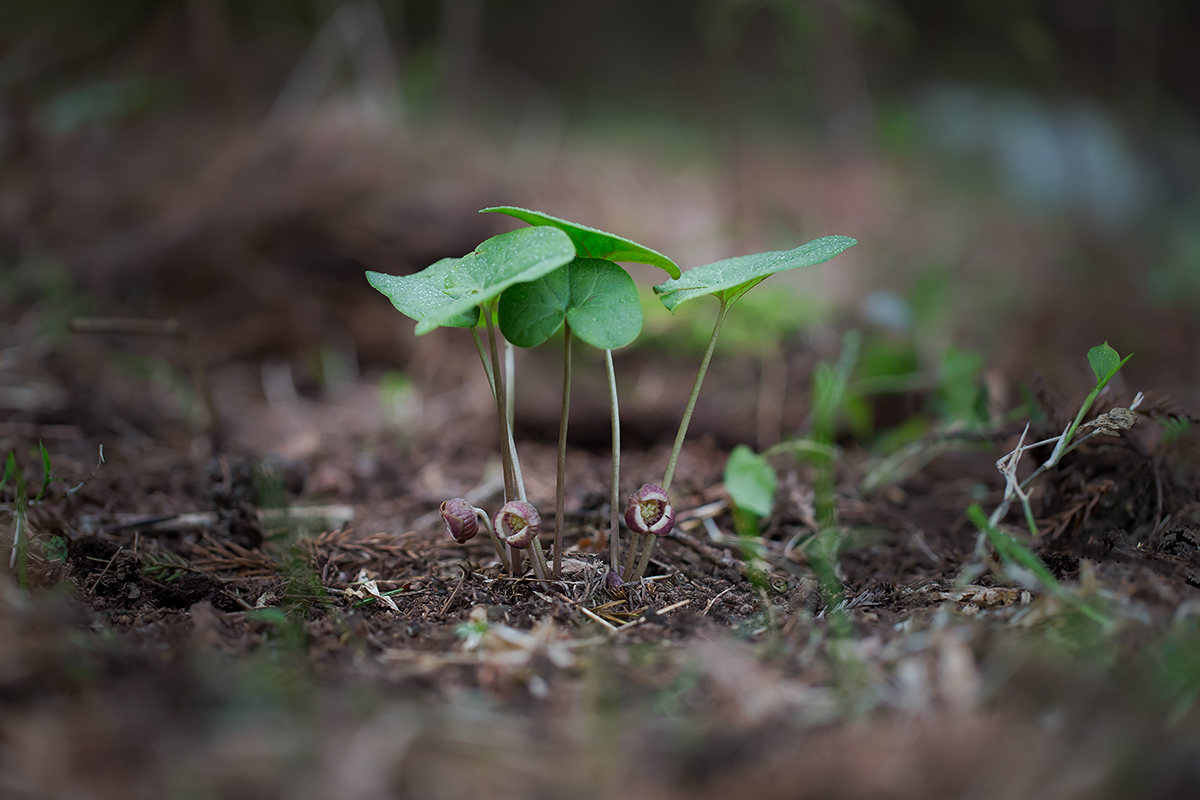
[368,226,575,578]
[621,235,858,582]
[369,210,678,579]
[367,207,857,587]
[484,206,680,579]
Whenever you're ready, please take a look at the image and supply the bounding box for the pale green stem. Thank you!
[632,531,659,583]
[632,299,731,582]
[530,537,551,580]
[507,429,528,503]
[553,324,573,579]
[661,299,730,493]
[483,313,515,502]
[476,509,511,573]
[472,325,525,573]
[1048,387,1101,468]
[505,343,528,500]
[622,532,644,583]
[470,327,497,403]
[606,349,621,573]
[505,341,516,431]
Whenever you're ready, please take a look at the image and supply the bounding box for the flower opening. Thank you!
[494,501,541,549]
[624,483,675,536]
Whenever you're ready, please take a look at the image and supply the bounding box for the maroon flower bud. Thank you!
[441,498,478,543]
[625,484,675,536]
[604,567,625,591]
[494,501,541,549]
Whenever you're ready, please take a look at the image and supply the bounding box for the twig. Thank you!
[66,445,105,497]
[439,565,470,616]
[655,598,692,615]
[615,599,692,634]
[87,549,122,594]
[702,586,734,615]
[579,604,619,632]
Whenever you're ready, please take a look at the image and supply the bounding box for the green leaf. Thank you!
[482,206,681,279]
[762,438,839,463]
[35,440,51,502]
[724,444,777,518]
[0,451,13,492]
[499,258,643,349]
[415,227,576,335]
[654,235,858,313]
[497,264,569,348]
[45,535,68,563]
[366,258,480,329]
[1086,342,1131,389]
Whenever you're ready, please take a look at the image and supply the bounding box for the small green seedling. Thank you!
[986,341,1136,541]
[2,452,27,579]
[368,226,576,578]
[2,444,103,588]
[623,235,858,581]
[724,444,776,536]
[367,207,857,590]
[717,334,859,603]
[964,342,1137,624]
[487,207,678,579]
[501,260,641,580]
[724,445,777,587]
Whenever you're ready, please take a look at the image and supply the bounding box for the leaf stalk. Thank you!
[553,324,573,578]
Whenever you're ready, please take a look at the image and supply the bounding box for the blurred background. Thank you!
[2,0,1199,456]
[4,8,1200,796]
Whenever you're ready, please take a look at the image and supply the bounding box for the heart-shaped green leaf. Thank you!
[1086,341,1131,390]
[724,444,777,518]
[654,235,858,313]
[499,258,643,349]
[414,226,576,335]
[366,258,480,329]
[481,206,681,279]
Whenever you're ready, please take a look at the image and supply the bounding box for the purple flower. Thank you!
[625,484,675,537]
[494,501,541,549]
[604,567,625,591]
[441,498,479,543]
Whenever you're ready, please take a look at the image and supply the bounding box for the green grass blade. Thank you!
[34,440,51,502]
[967,504,1109,625]
[0,451,13,493]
